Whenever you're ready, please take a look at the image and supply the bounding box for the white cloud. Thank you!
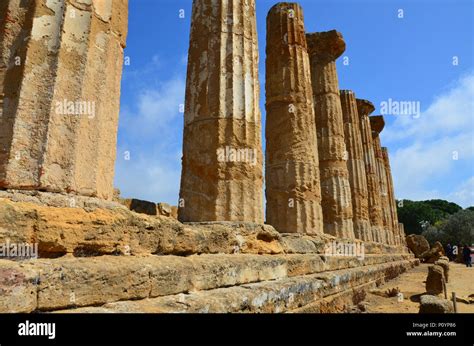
[385,72,474,207]
[448,176,474,208]
[115,75,185,205]
[120,77,185,136]
[180,54,188,66]
[383,73,474,142]
[115,153,181,205]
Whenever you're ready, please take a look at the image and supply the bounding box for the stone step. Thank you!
[0,253,414,313]
[0,195,410,259]
[55,259,418,313]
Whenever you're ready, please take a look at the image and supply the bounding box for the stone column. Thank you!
[179,0,264,223]
[265,3,323,234]
[306,30,354,239]
[382,146,400,245]
[356,99,384,243]
[399,223,406,246]
[340,90,371,241]
[370,115,393,245]
[0,0,128,200]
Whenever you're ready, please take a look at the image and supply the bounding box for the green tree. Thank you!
[397,200,439,234]
[422,225,445,245]
[422,209,474,246]
[439,209,474,246]
[424,199,462,217]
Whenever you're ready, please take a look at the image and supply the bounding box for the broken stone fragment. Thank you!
[157,203,171,217]
[129,199,157,216]
[406,234,430,258]
[425,264,445,295]
[419,295,453,313]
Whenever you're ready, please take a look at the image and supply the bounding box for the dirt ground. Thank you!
[364,263,474,313]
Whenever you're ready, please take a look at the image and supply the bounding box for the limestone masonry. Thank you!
[356,99,385,243]
[340,90,371,242]
[0,0,128,200]
[0,0,414,314]
[265,3,323,234]
[178,0,264,223]
[382,147,402,246]
[370,115,392,245]
[306,30,355,240]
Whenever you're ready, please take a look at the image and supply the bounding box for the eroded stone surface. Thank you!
[0,0,128,200]
[53,258,418,313]
[340,90,371,241]
[179,0,263,223]
[426,264,445,295]
[265,3,323,234]
[0,193,409,259]
[306,31,354,239]
[406,234,430,258]
[399,223,407,246]
[370,116,393,245]
[356,99,384,243]
[419,295,454,313]
[0,253,415,312]
[382,147,400,245]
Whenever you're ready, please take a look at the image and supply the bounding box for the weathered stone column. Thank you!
[179,0,264,223]
[370,115,393,245]
[340,90,371,241]
[356,99,384,243]
[265,3,323,234]
[399,223,407,246]
[0,0,128,200]
[306,31,354,239]
[382,146,400,245]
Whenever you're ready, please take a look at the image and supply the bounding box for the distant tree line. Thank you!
[397,199,474,246]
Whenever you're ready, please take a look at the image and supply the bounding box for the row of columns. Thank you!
[178,1,405,245]
[0,0,406,246]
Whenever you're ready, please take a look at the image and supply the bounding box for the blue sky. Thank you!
[115,0,474,208]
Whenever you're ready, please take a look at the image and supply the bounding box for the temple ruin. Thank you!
[0,0,413,314]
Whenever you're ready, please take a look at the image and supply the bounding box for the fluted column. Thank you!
[340,90,371,241]
[370,115,393,245]
[306,30,354,239]
[179,0,264,223]
[356,99,384,243]
[382,147,400,245]
[0,0,128,200]
[399,223,407,246]
[265,3,323,234]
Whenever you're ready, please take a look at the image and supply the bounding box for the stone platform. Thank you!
[0,191,417,313]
